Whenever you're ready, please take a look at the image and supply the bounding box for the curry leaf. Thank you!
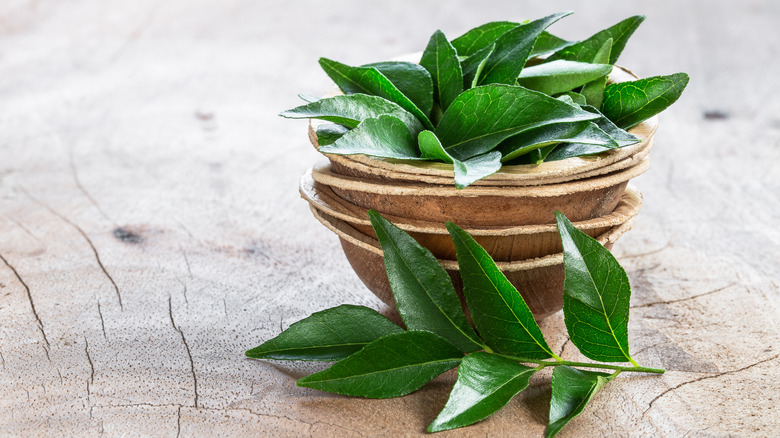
[461,43,495,89]
[557,91,587,106]
[436,84,600,160]
[319,115,422,160]
[364,61,434,118]
[555,212,635,363]
[318,57,434,129]
[446,222,555,359]
[498,121,617,162]
[548,15,645,64]
[451,21,518,56]
[420,30,464,111]
[531,32,573,57]
[297,331,463,399]
[546,366,613,438]
[517,60,613,96]
[544,104,639,161]
[580,38,613,108]
[368,210,484,353]
[315,123,350,146]
[601,73,690,129]
[245,305,402,361]
[419,130,502,189]
[428,353,537,432]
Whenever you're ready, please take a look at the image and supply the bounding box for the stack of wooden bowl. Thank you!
[301,68,655,320]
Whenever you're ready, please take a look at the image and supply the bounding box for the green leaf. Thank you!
[548,15,645,64]
[544,105,639,162]
[557,91,587,106]
[436,84,600,160]
[451,21,519,57]
[318,57,434,129]
[298,94,319,103]
[297,331,463,398]
[546,366,612,438]
[498,121,617,162]
[315,123,350,146]
[318,115,423,160]
[419,131,502,189]
[461,43,495,89]
[473,12,572,86]
[280,94,424,135]
[555,212,635,364]
[446,222,555,359]
[531,32,573,57]
[517,60,613,96]
[363,61,434,118]
[580,38,613,108]
[428,353,537,432]
[245,305,402,361]
[420,30,463,111]
[601,73,690,129]
[368,210,483,353]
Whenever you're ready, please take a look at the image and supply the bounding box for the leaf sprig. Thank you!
[281,13,689,188]
[246,211,665,436]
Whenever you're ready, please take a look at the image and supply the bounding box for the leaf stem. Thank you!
[494,354,665,374]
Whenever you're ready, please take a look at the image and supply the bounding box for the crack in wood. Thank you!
[0,251,51,359]
[69,154,113,224]
[176,405,182,438]
[632,283,736,309]
[0,350,5,369]
[622,241,672,259]
[84,337,95,389]
[558,337,570,357]
[97,300,107,339]
[168,296,199,408]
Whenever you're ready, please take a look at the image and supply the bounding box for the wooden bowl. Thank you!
[300,169,642,261]
[309,206,633,320]
[310,158,649,227]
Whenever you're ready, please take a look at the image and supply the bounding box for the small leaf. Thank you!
[319,115,423,160]
[368,210,483,353]
[420,30,463,111]
[451,21,518,57]
[546,366,612,438]
[517,60,613,96]
[498,121,617,162]
[297,331,463,399]
[280,94,424,135]
[315,123,350,146]
[548,15,645,64]
[555,212,635,363]
[419,131,502,189]
[435,84,600,161]
[461,43,495,89]
[318,57,434,129]
[245,305,403,361]
[364,61,434,118]
[446,222,555,359]
[580,38,613,108]
[601,73,690,129]
[428,353,537,432]
[531,32,573,57]
[557,91,587,106]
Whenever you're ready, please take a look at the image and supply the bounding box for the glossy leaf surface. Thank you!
[498,121,617,162]
[420,30,463,111]
[245,305,402,361]
[461,43,495,89]
[446,222,554,359]
[544,105,639,161]
[419,130,502,189]
[368,211,483,352]
[602,73,690,129]
[364,61,434,118]
[451,21,518,56]
[319,115,422,159]
[531,32,573,57]
[315,123,349,146]
[548,15,645,64]
[546,366,611,438]
[580,38,613,108]
[517,60,613,96]
[297,331,463,398]
[428,353,537,432]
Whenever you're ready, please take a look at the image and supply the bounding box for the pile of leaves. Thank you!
[281,12,689,188]
[246,211,664,436]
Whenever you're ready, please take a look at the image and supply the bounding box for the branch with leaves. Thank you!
[246,211,664,436]
[281,13,689,188]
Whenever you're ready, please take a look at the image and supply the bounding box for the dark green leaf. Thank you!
[546,366,612,438]
[544,104,640,161]
[318,57,434,129]
[555,212,635,363]
[319,115,422,160]
[419,130,502,189]
[446,222,555,359]
[557,91,587,106]
[531,32,573,57]
[474,12,572,86]
[451,21,518,57]
[436,84,600,160]
[505,143,558,165]
[420,30,463,111]
[368,210,483,352]
[580,38,613,108]
[364,61,434,118]
[498,121,617,162]
[297,331,463,398]
[461,43,495,89]
[517,60,613,96]
[245,305,402,361]
[428,353,537,432]
[315,123,350,146]
[280,94,424,135]
[548,15,645,64]
[601,73,690,129]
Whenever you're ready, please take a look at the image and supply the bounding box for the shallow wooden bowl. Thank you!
[310,158,649,227]
[300,169,642,261]
[309,206,633,320]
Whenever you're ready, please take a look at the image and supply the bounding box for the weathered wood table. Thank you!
[1,1,778,436]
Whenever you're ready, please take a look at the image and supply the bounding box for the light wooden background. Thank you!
[1,1,778,436]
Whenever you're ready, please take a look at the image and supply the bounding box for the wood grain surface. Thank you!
[1,1,778,436]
